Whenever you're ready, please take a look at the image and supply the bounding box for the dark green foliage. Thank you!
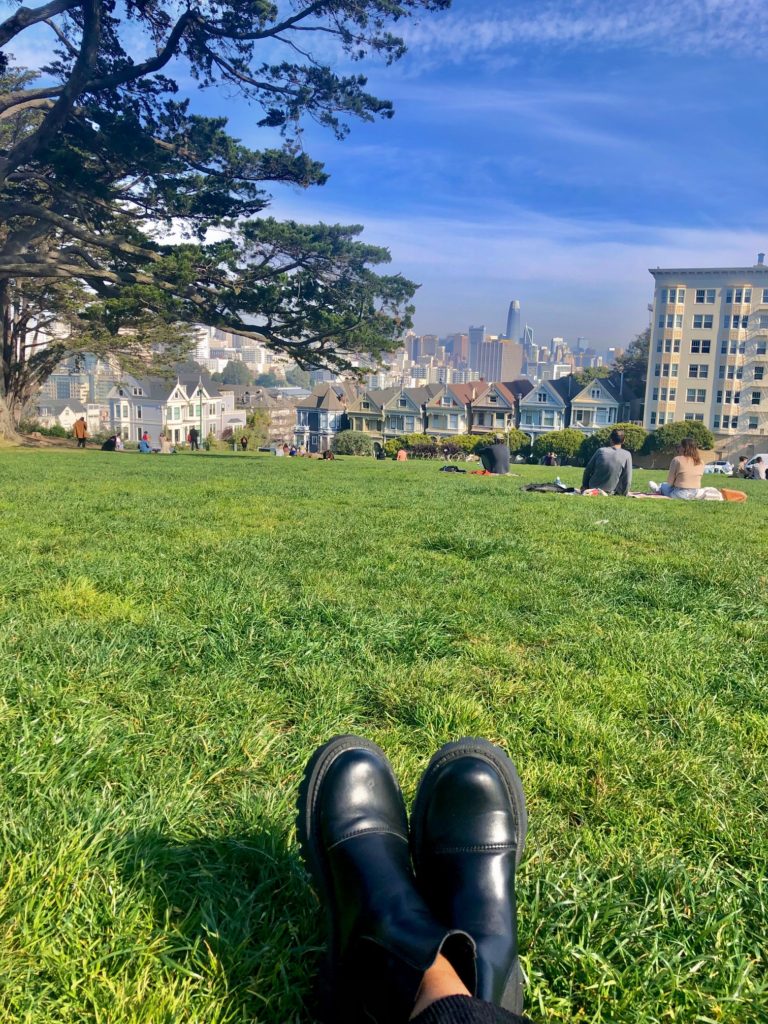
[506,428,531,453]
[614,327,650,398]
[211,360,252,386]
[285,366,311,388]
[532,428,587,463]
[574,365,612,386]
[331,429,374,455]
[246,408,270,446]
[581,423,649,461]
[253,371,280,388]
[647,421,716,454]
[18,419,68,437]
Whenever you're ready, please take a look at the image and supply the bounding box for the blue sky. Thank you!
[7,0,768,350]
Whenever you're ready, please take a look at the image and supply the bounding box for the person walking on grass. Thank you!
[73,416,88,448]
[297,734,530,1024]
[581,428,632,496]
[650,436,706,499]
[189,426,200,451]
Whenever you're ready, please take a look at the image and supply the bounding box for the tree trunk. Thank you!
[0,391,22,442]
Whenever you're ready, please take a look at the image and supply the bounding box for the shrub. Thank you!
[646,421,715,454]
[532,428,586,464]
[580,423,649,462]
[332,429,374,456]
[18,419,68,438]
[506,428,530,454]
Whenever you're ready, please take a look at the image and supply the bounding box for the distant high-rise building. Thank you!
[473,338,524,382]
[505,300,521,341]
[445,333,469,366]
[468,325,487,371]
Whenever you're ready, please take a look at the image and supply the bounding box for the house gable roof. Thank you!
[519,378,569,408]
[295,384,347,411]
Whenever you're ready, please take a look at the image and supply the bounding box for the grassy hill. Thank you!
[1,449,766,1023]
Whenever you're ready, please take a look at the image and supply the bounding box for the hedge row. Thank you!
[335,421,717,465]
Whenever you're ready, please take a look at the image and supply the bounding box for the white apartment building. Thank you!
[644,257,768,440]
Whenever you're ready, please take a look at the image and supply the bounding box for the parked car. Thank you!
[744,454,768,476]
[703,460,734,475]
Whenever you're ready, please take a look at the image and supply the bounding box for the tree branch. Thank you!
[0,0,78,49]
[0,0,102,184]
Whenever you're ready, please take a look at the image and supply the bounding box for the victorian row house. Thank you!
[295,372,639,449]
[106,368,246,443]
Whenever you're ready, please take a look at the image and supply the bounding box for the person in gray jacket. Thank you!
[581,428,632,495]
[477,436,510,475]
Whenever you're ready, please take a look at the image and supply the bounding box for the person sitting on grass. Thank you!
[101,434,118,452]
[649,436,706,498]
[297,734,530,1024]
[138,438,152,454]
[581,428,632,496]
[736,456,748,477]
[476,435,510,475]
[749,456,766,480]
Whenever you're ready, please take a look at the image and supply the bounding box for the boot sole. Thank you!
[410,737,528,1014]
[296,734,402,1023]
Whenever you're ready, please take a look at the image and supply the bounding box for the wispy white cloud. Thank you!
[404,0,767,62]
[264,187,768,342]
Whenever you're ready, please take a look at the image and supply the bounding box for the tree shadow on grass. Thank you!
[118,827,322,1022]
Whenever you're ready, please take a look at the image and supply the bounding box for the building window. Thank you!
[652,388,659,401]
[755,367,765,381]
[398,398,407,408]
[690,339,710,353]
[749,417,759,429]
[713,415,720,429]
[685,388,707,403]
[693,314,713,329]
[590,388,601,398]
[671,363,679,377]
[758,343,767,356]
[745,288,752,302]
[656,339,663,353]
[650,412,657,425]
[361,401,370,410]
[688,365,709,379]
[489,394,498,404]
[136,406,142,419]
[536,391,547,403]
[724,315,749,329]
[695,289,716,303]
[762,288,768,303]
[654,363,661,377]
[752,392,761,405]
[661,288,685,303]
[658,413,666,425]
[684,413,704,421]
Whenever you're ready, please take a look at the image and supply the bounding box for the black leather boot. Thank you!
[296,735,475,1024]
[410,739,528,1016]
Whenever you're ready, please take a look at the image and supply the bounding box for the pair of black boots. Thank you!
[296,736,528,1024]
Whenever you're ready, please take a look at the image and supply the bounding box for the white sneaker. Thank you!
[648,480,660,493]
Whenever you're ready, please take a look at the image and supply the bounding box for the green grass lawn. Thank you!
[1,448,766,1023]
